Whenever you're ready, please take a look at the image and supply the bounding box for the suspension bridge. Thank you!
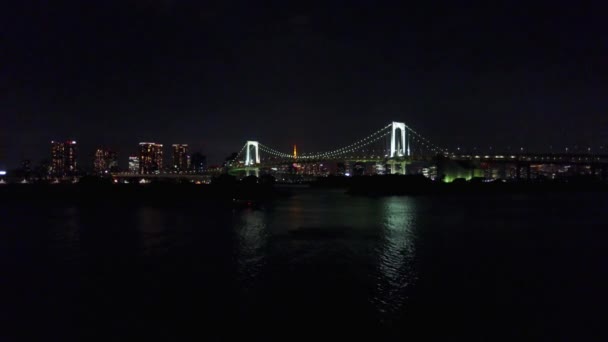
[108,120,608,182]
[227,121,446,175]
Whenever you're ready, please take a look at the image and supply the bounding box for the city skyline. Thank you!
[3,3,608,341]
[23,119,606,179]
[2,1,607,169]
[19,140,209,173]
[3,126,608,173]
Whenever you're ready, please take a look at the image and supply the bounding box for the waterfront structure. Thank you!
[336,162,350,176]
[65,141,77,174]
[292,162,329,177]
[50,141,64,175]
[94,147,118,174]
[139,142,163,174]
[353,162,365,176]
[72,120,608,182]
[128,156,139,173]
[50,140,77,176]
[374,163,386,175]
[172,144,189,172]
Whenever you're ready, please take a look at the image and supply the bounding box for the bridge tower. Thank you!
[245,141,260,166]
[388,122,409,174]
[243,141,260,177]
[390,122,409,158]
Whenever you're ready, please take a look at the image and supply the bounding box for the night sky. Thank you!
[3,1,607,169]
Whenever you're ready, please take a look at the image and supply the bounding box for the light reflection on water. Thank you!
[3,190,607,340]
[374,197,417,317]
[234,208,268,286]
[38,191,420,320]
[229,190,419,319]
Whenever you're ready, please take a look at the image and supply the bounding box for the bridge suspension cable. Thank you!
[306,130,390,159]
[404,124,448,153]
[231,143,247,163]
[233,121,446,164]
[408,134,444,154]
[258,143,293,159]
[300,124,392,159]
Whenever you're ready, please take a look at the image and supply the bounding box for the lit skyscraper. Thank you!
[94,147,118,174]
[65,141,77,174]
[172,144,189,172]
[139,142,163,174]
[50,140,77,176]
[50,141,64,175]
[94,149,104,174]
[128,156,139,173]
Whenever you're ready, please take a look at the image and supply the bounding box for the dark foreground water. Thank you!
[2,189,607,341]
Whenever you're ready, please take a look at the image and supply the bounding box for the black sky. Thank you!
[2,1,608,168]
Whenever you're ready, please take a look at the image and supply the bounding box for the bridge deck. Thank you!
[450,153,608,164]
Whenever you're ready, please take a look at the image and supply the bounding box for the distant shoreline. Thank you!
[1,175,607,206]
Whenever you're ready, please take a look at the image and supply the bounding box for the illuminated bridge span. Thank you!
[451,153,608,164]
[110,120,608,181]
[228,121,447,174]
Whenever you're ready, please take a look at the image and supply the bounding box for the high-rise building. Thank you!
[94,147,118,174]
[108,152,118,171]
[50,140,77,176]
[128,156,139,173]
[93,149,104,174]
[65,141,77,174]
[51,141,64,175]
[172,144,189,172]
[139,142,163,174]
[190,152,207,174]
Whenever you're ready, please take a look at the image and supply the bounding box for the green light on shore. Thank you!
[443,175,473,183]
[443,171,476,183]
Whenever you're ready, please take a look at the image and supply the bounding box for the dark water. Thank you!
[2,190,607,341]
